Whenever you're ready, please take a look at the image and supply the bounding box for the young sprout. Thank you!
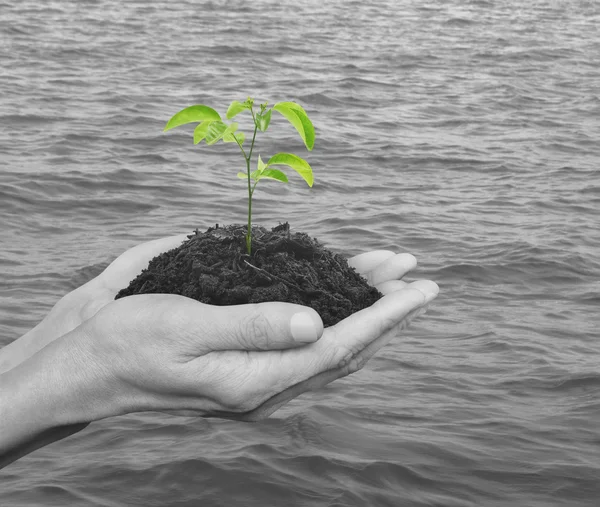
[164,97,315,255]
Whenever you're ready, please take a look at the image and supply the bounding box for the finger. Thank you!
[100,234,190,290]
[327,281,437,369]
[348,250,396,274]
[167,298,325,354]
[375,279,409,295]
[245,286,430,394]
[376,278,438,295]
[237,287,438,421]
[326,284,434,353]
[405,279,440,299]
[349,302,432,367]
[364,253,417,286]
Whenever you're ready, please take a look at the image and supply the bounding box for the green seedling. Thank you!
[164,97,315,255]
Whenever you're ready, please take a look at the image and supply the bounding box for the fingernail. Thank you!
[291,312,319,343]
[409,280,439,304]
[422,289,438,304]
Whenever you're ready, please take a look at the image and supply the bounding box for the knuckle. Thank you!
[335,347,368,375]
[241,310,276,348]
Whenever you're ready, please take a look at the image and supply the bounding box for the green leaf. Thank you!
[224,131,245,145]
[256,109,272,132]
[237,172,248,179]
[226,100,249,119]
[257,154,267,172]
[204,121,229,145]
[266,152,314,187]
[164,105,221,132]
[222,122,238,139]
[272,102,315,151]
[193,121,212,144]
[258,169,288,183]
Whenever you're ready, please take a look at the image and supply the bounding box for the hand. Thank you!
[0,234,189,372]
[63,245,437,421]
[0,234,436,377]
[0,235,437,467]
[64,275,436,422]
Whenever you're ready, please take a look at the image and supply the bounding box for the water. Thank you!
[1,0,599,505]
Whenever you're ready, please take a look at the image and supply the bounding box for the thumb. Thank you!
[175,300,324,353]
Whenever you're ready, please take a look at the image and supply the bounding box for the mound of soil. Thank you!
[115,222,382,326]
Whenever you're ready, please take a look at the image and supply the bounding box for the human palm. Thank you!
[11,234,421,357]
[61,234,436,421]
[0,233,437,423]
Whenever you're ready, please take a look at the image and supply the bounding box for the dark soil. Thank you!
[115,222,382,327]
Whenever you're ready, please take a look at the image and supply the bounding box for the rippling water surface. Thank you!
[1,0,600,505]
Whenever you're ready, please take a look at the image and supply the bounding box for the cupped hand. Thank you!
[70,274,437,422]
[0,233,438,390]
[0,234,189,371]
[29,234,192,342]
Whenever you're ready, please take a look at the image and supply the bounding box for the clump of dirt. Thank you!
[115,222,382,326]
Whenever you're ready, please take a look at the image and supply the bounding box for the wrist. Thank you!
[0,327,109,468]
[1,325,119,430]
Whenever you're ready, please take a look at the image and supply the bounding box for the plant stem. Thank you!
[244,108,259,255]
[245,153,253,255]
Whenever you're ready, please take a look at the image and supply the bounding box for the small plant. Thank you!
[164,97,315,255]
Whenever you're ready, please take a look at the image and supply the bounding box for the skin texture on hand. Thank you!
[0,234,438,421]
[67,282,435,423]
[0,235,435,374]
[0,233,438,468]
[0,234,189,373]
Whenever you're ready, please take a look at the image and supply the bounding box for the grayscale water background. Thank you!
[1,0,599,505]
